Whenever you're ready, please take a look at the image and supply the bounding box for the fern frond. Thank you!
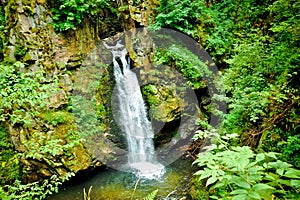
[143,189,158,200]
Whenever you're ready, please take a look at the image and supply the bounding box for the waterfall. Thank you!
[104,40,165,179]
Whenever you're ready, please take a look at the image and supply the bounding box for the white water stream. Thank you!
[104,40,164,179]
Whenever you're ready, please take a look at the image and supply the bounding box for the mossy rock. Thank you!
[0,126,21,185]
[142,84,183,122]
[189,176,209,200]
[40,111,74,127]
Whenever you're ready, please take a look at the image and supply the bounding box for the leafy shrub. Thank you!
[194,145,300,200]
[0,62,55,126]
[280,135,300,168]
[23,131,80,161]
[262,126,300,168]
[153,44,210,89]
[41,111,74,126]
[50,0,117,32]
[0,126,20,185]
[72,95,105,137]
[150,0,204,37]
[216,0,300,152]
[0,172,74,200]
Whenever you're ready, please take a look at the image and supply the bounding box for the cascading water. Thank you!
[104,40,165,179]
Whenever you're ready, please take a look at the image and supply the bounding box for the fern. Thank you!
[143,190,158,200]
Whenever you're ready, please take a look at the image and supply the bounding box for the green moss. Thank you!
[4,1,17,29]
[142,84,182,122]
[0,126,21,185]
[189,177,209,200]
[40,111,74,126]
[14,42,27,60]
[23,5,35,16]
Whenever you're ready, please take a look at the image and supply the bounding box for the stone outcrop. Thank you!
[1,0,123,182]
[142,84,183,122]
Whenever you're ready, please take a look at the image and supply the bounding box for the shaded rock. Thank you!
[55,167,68,176]
[39,168,52,177]
[48,90,68,109]
[60,74,73,92]
[67,60,82,69]
[18,14,35,33]
[68,146,93,172]
[67,55,83,69]
[23,49,39,63]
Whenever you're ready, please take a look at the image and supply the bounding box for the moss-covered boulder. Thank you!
[142,84,184,122]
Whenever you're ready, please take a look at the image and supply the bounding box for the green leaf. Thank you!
[290,180,300,188]
[230,189,248,195]
[264,174,277,181]
[232,194,249,200]
[284,168,300,179]
[230,176,251,189]
[206,176,218,186]
[252,183,274,191]
[199,170,213,180]
[265,152,277,159]
[248,191,261,199]
[143,189,158,200]
[276,168,284,176]
[255,153,265,163]
[277,179,290,186]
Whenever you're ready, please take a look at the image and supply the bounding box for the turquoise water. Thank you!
[48,157,196,200]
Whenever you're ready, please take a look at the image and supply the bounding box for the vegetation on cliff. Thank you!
[149,0,300,199]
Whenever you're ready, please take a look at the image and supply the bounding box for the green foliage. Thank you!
[14,42,27,60]
[223,39,271,132]
[152,0,299,198]
[72,95,105,137]
[41,111,74,126]
[143,189,158,200]
[153,44,210,89]
[280,135,300,168]
[194,145,300,200]
[50,0,116,32]
[150,0,204,36]
[0,172,74,200]
[188,0,300,165]
[95,72,111,125]
[0,62,55,126]
[0,126,20,185]
[142,85,161,106]
[23,131,80,161]
[71,70,111,137]
[193,0,274,61]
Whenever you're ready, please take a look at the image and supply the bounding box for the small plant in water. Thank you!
[83,186,92,200]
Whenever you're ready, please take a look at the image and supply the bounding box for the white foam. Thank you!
[130,162,165,179]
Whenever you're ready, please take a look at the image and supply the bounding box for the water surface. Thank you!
[48,156,196,200]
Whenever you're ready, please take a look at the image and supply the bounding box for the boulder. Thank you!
[143,85,184,122]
